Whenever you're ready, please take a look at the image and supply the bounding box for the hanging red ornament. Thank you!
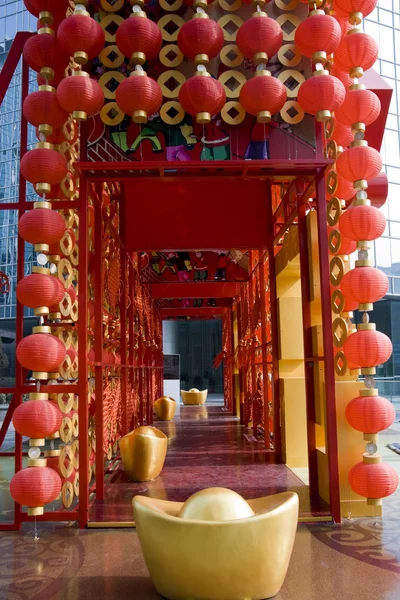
[23,29,70,81]
[341,266,389,309]
[236,14,283,65]
[10,466,62,515]
[178,14,224,65]
[17,331,66,373]
[329,175,356,201]
[333,0,377,24]
[20,145,68,194]
[297,72,345,122]
[349,458,398,503]
[334,30,378,78]
[336,144,382,188]
[116,69,163,124]
[295,11,342,63]
[340,203,386,241]
[19,205,66,247]
[116,12,162,65]
[329,118,353,149]
[335,86,381,134]
[16,272,65,314]
[240,71,287,123]
[12,400,63,440]
[58,8,105,65]
[57,72,104,121]
[23,0,69,25]
[179,71,226,124]
[343,327,392,370]
[346,394,395,434]
[330,63,352,89]
[23,86,68,137]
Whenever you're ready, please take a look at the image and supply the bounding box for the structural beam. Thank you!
[160,307,227,318]
[151,282,240,299]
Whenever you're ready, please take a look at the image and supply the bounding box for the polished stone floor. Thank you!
[89,404,330,523]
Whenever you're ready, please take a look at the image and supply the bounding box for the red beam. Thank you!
[161,307,227,317]
[151,282,240,299]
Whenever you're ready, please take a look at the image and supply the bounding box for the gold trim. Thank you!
[278,69,304,98]
[157,70,186,99]
[100,102,125,126]
[159,0,183,10]
[101,0,124,10]
[99,71,126,101]
[218,0,242,11]
[276,14,300,42]
[100,14,124,43]
[220,44,243,68]
[280,100,303,125]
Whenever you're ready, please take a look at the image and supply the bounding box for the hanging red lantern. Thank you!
[23,87,68,137]
[330,63,352,89]
[178,15,224,65]
[16,273,64,312]
[23,0,69,24]
[346,395,395,433]
[13,400,63,439]
[19,206,65,246]
[341,267,389,308]
[333,0,377,23]
[17,332,66,373]
[116,13,162,65]
[236,14,283,64]
[340,204,386,241]
[334,16,352,38]
[297,71,345,122]
[58,9,105,65]
[116,70,163,124]
[336,144,382,188]
[10,467,62,515]
[295,11,341,62]
[23,30,70,81]
[349,459,398,502]
[335,86,381,133]
[329,175,356,201]
[334,30,378,78]
[57,72,104,121]
[179,72,226,124]
[330,119,353,148]
[343,327,392,369]
[20,146,68,194]
[240,71,286,123]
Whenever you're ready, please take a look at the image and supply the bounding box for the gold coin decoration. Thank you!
[332,317,348,348]
[277,69,305,98]
[218,15,244,42]
[159,44,184,68]
[278,44,302,67]
[100,45,125,69]
[334,351,347,376]
[160,101,185,125]
[219,0,242,11]
[157,15,185,42]
[220,44,243,68]
[276,14,301,42]
[159,0,183,11]
[280,100,304,125]
[60,444,75,478]
[218,70,246,98]
[99,71,126,101]
[157,70,186,99]
[62,481,74,508]
[101,0,124,12]
[221,101,245,125]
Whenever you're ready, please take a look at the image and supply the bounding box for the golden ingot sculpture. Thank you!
[154,395,176,421]
[134,488,299,600]
[181,388,208,405]
[120,426,167,482]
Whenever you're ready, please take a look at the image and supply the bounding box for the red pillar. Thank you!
[94,183,104,501]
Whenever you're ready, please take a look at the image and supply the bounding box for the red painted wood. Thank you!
[161,307,227,317]
[259,251,270,448]
[152,282,240,299]
[94,184,104,501]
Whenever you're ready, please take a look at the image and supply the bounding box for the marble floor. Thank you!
[89,404,330,523]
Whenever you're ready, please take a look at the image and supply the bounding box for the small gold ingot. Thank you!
[132,110,147,124]
[257,110,272,123]
[131,51,146,65]
[181,389,208,405]
[28,507,44,516]
[154,396,176,421]
[196,112,211,124]
[254,51,268,64]
[38,123,53,136]
[120,426,168,482]
[316,109,331,122]
[74,51,89,65]
[195,53,209,65]
[72,110,88,121]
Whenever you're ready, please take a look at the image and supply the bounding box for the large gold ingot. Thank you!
[120,426,167,482]
[154,396,176,421]
[181,389,208,405]
[134,490,299,600]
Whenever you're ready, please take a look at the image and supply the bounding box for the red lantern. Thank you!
[298,72,345,121]
[240,72,286,123]
[116,15,162,65]
[330,119,353,148]
[20,146,68,193]
[179,73,226,124]
[57,73,104,121]
[23,87,68,136]
[341,266,389,307]
[178,16,224,65]
[349,460,398,501]
[23,30,70,80]
[16,273,64,310]
[58,12,105,65]
[336,144,382,187]
[10,467,62,514]
[334,16,353,38]
[329,175,356,201]
[295,12,341,62]
[12,400,63,439]
[17,333,66,372]
[330,63,352,89]
[236,14,283,64]
[340,204,386,241]
[19,208,65,246]
[23,0,69,23]
[346,395,395,433]
[334,0,377,22]
[334,31,378,78]
[343,328,392,369]
[335,87,381,132]
[116,71,163,124]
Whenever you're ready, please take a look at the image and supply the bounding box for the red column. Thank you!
[94,183,104,501]
[259,250,270,448]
